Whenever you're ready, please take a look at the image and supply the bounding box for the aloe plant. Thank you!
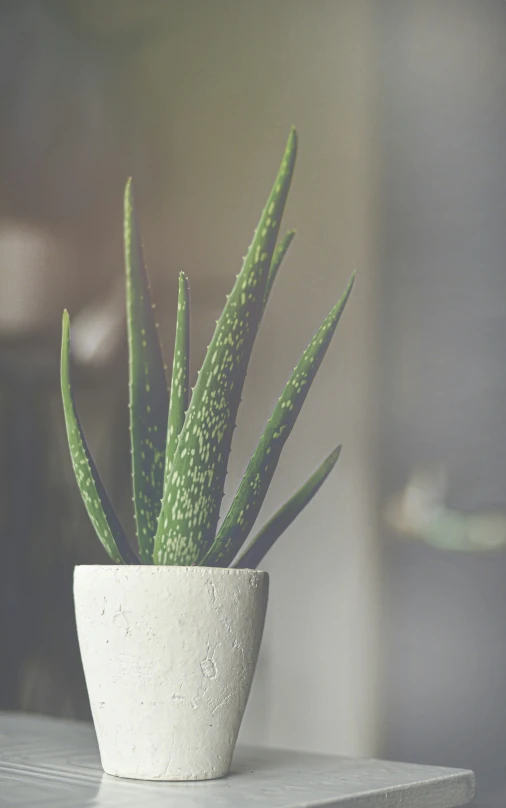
[61,129,354,568]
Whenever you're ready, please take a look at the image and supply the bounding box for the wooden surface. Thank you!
[0,712,475,807]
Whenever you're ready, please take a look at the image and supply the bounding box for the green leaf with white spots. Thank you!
[264,230,295,308]
[233,445,341,569]
[202,272,355,568]
[124,179,169,563]
[153,128,298,566]
[163,271,190,491]
[60,310,139,564]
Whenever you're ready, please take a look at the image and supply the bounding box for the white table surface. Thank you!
[0,712,475,807]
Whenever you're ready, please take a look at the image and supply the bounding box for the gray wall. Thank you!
[376,2,506,802]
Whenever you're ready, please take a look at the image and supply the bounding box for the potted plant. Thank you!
[61,129,354,781]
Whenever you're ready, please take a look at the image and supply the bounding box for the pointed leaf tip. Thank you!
[124,178,169,562]
[264,229,297,308]
[154,128,297,565]
[233,443,342,570]
[325,445,342,468]
[60,310,138,564]
[203,274,353,568]
[162,267,191,499]
[124,177,133,207]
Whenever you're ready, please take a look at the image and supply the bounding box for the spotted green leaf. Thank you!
[124,179,169,563]
[233,445,341,569]
[60,310,138,564]
[202,272,355,568]
[153,129,298,565]
[163,272,190,492]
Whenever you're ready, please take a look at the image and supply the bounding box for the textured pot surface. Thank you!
[74,565,268,781]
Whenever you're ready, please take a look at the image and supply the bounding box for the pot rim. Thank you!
[74,565,267,575]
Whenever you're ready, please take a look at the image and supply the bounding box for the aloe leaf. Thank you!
[153,128,298,566]
[163,272,190,487]
[124,179,169,563]
[60,311,139,564]
[202,272,355,568]
[233,445,341,569]
[264,230,295,308]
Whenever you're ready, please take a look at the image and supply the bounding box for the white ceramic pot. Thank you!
[74,565,268,781]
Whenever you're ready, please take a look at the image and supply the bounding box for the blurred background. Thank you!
[0,0,505,805]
